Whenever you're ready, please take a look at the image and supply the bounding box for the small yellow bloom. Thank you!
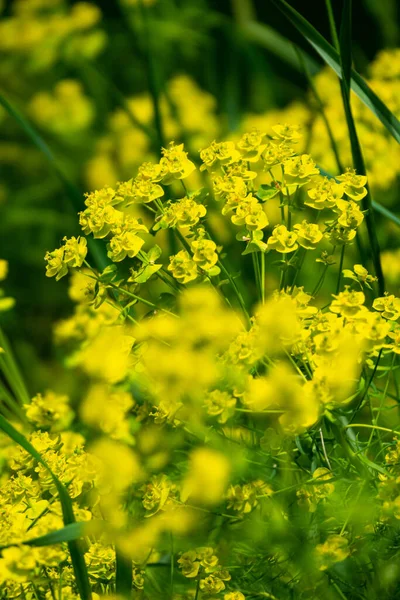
[266,225,298,253]
[293,220,323,250]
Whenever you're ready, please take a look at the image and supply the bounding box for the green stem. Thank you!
[261,251,266,304]
[218,260,251,328]
[345,423,399,435]
[252,253,261,301]
[336,244,346,294]
[194,576,201,600]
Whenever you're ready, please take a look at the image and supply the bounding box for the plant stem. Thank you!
[194,577,201,600]
[261,251,266,303]
[336,244,346,294]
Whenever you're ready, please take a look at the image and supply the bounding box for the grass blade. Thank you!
[239,21,320,75]
[268,0,400,144]
[0,416,92,600]
[338,0,384,293]
[0,522,91,551]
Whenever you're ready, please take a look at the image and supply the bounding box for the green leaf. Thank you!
[0,416,92,600]
[99,264,118,283]
[256,184,279,201]
[268,0,400,144]
[147,244,163,263]
[133,264,162,283]
[207,265,221,277]
[242,240,268,255]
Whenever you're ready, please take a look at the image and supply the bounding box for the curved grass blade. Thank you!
[338,0,384,293]
[269,0,400,144]
[0,522,90,551]
[0,415,92,600]
[240,21,320,75]
[0,92,108,271]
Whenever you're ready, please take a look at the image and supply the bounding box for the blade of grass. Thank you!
[324,0,340,50]
[235,19,320,75]
[0,327,30,406]
[338,0,384,294]
[0,92,108,271]
[0,416,92,600]
[268,0,400,144]
[0,522,91,551]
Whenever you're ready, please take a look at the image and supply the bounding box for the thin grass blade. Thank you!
[338,0,384,293]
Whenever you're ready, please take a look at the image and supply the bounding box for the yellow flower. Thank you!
[191,238,219,271]
[283,154,319,185]
[237,129,267,161]
[342,264,377,288]
[231,196,269,231]
[271,123,302,142]
[25,391,73,431]
[330,287,365,318]
[266,225,298,253]
[335,199,364,228]
[373,294,400,320]
[325,224,357,246]
[200,572,230,594]
[0,545,37,582]
[225,592,246,600]
[141,474,174,517]
[158,196,207,230]
[107,230,145,262]
[178,550,201,578]
[168,250,198,284]
[305,177,344,210]
[316,535,350,571]
[45,236,87,280]
[159,142,196,183]
[337,168,367,201]
[293,220,323,250]
[200,140,240,171]
[204,389,236,423]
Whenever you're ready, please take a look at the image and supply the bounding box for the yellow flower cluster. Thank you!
[29,80,94,136]
[0,0,105,72]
